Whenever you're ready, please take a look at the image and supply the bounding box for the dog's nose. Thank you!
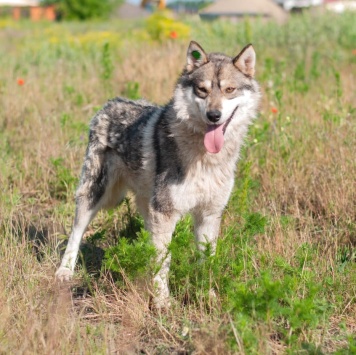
[206,110,221,123]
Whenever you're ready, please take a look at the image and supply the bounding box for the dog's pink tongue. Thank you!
[204,124,224,154]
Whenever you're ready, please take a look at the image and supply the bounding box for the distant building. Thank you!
[325,0,356,13]
[0,0,56,21]
[274,0,323,11]
[168,1,213,14]
[200,0,288,23]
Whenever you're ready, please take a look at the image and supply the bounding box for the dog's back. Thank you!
[89,97,159,171]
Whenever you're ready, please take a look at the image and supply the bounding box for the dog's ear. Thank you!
[233,44,256,77]
[186,41,208,73]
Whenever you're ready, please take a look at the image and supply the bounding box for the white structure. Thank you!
[274,0,323,11]
[200,0,288,23]
[325,1,356,13]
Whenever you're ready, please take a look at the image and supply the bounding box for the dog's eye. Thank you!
[225,87,236,94]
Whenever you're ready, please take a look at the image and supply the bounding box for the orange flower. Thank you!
[17,78,25,86]
[352,49,356,56]
[169,31,178,39]
[271,107,278,114]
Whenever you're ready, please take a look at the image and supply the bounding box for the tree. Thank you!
[42,0,123,20]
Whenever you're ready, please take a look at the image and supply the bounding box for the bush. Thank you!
[42,0,122,20]
[146,10,190,41]
[103,228,157,283]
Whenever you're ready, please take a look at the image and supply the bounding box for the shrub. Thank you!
[103,228,157,283]
[146,10,190,41]
[43,0,122,20]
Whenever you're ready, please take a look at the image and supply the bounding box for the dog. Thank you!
[56,41,261,307]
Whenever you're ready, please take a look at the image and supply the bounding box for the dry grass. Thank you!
[0,12,355,354]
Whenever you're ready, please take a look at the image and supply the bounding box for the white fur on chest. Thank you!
[169,157,235,215]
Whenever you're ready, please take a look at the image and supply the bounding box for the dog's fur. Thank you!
[56,41,261,307]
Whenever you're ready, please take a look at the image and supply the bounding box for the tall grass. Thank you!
[0,11,355,353]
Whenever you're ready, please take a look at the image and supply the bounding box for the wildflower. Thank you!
[169,31,178,39]
[352,49,356,55]
[17,78,25,86]
[253,138,258,144]
[271,107,278,114]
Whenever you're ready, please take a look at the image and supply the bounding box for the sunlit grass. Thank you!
[0,11,355,354]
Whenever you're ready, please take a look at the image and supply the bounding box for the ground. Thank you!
[0,12,355,354]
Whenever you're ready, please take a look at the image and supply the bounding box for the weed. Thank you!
[145,10,190,42]
[103,228,156,284]
[123,81,140,100]
[49,157,77,200]
[101,42,114,81]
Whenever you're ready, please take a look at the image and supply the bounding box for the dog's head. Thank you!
[174,41,260,154]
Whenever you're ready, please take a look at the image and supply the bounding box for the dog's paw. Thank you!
[152,276,171,310]
[55,267,73,282]
[153,294,171,310]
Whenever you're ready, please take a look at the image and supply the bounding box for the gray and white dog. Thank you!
[56,41,260,307]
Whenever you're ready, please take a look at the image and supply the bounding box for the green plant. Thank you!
[49,157,77,200]
[101,42,114,81]
[103,228,156,283]
[1,11,355,354]
[123,81,140,100]
[146,10,190,41]
[44,0,122,20]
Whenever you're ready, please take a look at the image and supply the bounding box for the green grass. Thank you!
[0,11,355,354]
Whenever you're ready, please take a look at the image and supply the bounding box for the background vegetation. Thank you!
[0,10,355,354]
[42,0,123,20]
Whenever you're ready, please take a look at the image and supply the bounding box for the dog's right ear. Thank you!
[186,41,208,73]
[233,44,256,77]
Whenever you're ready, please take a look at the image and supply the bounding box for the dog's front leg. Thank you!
[147,210,179,309]
[193,211,222,255]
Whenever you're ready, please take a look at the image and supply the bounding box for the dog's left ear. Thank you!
[186,41,208,73]
[233,44,256,77]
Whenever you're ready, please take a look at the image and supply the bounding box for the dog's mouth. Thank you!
[204,106,238,154]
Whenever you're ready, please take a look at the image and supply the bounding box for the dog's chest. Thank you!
[169,159,234,213]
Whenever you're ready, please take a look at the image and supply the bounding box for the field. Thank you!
[0,11,355,354]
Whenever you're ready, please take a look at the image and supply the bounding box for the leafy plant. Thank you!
[101,42,114,81]
[49,157,77,200]
[146,10,190,41]
[103,228,156,283]
[43,0,122,20]
[123,81,140,100]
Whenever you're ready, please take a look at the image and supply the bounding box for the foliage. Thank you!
[49,157,77,200]
[42,0,122,20]
[0,11,355,355]
[104,228,156,283]
[101,42,114,81]
[123,81,141,100]
[146,10,190,41]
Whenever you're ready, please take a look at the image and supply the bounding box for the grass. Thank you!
[0,11,355,354]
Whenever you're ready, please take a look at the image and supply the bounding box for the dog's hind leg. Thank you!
[55,199,98,281]
[56,148,126,281]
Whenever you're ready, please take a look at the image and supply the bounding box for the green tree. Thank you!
[42,0,122,20]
